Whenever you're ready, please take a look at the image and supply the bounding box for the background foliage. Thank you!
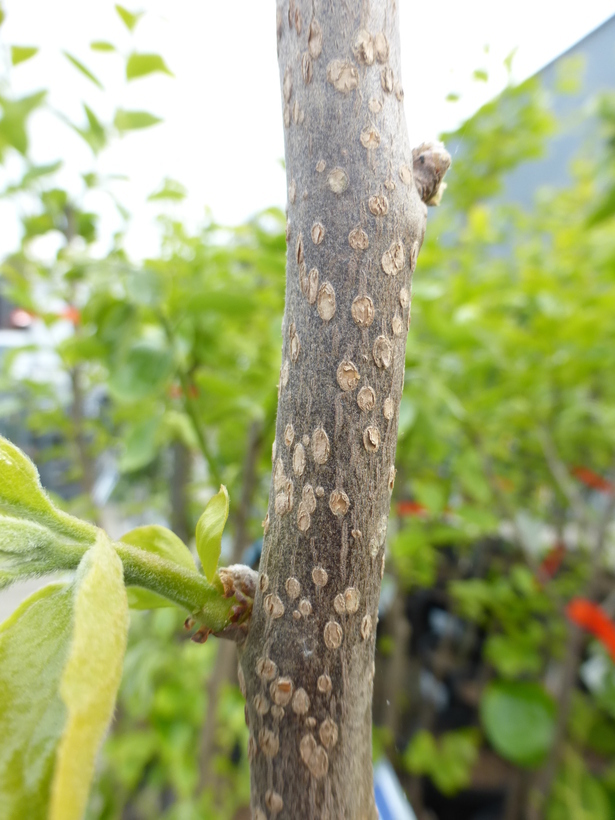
[1,5,614,820]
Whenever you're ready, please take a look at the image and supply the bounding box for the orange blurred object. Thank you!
[168,383,198,400]
[567,598,615,662]
[396,500,427,517]
[539,541,566,580]
[571,466,614,494]
[60,305,81,325]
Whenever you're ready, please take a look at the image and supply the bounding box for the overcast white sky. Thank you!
[1,0,614,259]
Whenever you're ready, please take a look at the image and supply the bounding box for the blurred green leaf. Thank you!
[481,680,556,767]
[11,46,38,66]
[0,90,46,155]
[126,53,173,81]
[115,4,143,32]
[148,177,186,201]
[64,103,106,153]
[404,729,480,795]
[114,109,162,133]
[484,633,542,677]
[22,160,62,184]
[62,51,104,89]
[548,750,611,820]
[404,729,437,772]
[109,342,174,403]
[90,41,115,52]
[119,417,159,473]
[413,478,447,515]
[587,186,615,226]
[23,212,56,239]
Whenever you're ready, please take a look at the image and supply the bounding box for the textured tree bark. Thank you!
[238,3,447,817]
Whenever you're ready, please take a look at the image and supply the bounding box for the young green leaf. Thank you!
[115,4,143,32]
[0,436,97,583]
[49,533,128,820]
[11,46,38,66]
[62,51,104,89]
[120,525,196,609]
[196,485,229,583]
[0,517,80,589]
[126,52,173,81]
[114,109,162,133]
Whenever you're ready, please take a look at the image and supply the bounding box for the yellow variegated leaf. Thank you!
[0,583,72,820]
[49,532,128,820]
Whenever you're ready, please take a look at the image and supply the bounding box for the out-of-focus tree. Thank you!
[387,70,615,818]
[2,3,615,819]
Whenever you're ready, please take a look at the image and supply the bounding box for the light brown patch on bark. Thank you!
[373,336,392,368]
[336,360,360,391]
[351,295,375,327]
[327,59,359,93]
[329,489,350,516]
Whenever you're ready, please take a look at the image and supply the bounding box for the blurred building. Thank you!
[502,13,615,204]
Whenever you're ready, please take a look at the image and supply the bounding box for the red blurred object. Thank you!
[572,466,614,494]
[60,305,81,325]
[539,541,566,580]
[567,598,615,662]
[396,500,427,517]
[168,383,199,400]
[9,308,34,329]
[495,475,514,492]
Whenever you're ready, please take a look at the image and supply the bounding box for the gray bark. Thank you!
[238,3,447,817]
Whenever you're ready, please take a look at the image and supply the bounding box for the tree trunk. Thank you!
[238,3,446,817]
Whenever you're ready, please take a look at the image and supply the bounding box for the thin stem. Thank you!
[115,542,234,630]
[159,313,223,487]
[538,429,588,532]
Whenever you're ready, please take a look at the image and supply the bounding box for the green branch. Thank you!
[114,541,233,630]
